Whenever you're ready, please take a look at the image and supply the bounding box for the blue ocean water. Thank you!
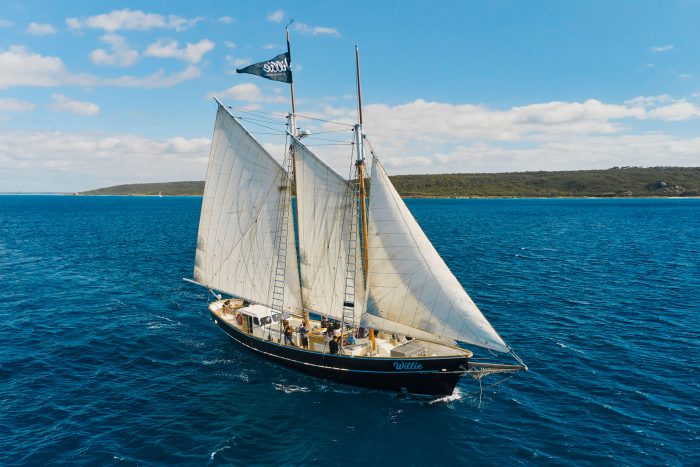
[0,195,698,465]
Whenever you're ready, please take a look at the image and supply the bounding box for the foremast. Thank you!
[282,24,310,325]
[271,23,304,327]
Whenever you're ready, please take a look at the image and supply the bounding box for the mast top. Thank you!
[355,45,364,126]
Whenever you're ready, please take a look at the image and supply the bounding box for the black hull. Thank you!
[211,311,469,396]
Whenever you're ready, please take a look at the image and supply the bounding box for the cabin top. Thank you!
[239,304,283,321]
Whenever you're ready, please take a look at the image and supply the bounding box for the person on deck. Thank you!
[298,321,309,349]
[320,316,329,329]
[328,336,339,355]
[284,323,296,347]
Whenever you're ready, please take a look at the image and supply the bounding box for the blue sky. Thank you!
[1,1,698,191]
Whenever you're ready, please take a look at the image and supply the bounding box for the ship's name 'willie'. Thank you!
[393,361,423,370]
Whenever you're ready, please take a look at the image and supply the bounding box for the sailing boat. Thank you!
[187,32,525,396]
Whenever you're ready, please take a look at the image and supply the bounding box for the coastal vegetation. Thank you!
[81,166,700,197]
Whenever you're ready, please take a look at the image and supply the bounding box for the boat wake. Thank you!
[429,387,463,405]
[210,445,231,461]
[272,383,311,394]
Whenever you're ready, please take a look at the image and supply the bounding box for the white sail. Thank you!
[365,156,509,353]
[293,138,365,324]
[360,313,457,348]
[194,103,302,315]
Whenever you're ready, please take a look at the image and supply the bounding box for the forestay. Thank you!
[293,138,365,324]
[194,103,302,315]
[365,156,509,353]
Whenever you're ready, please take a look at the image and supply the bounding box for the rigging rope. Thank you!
[224,104,355,128]
[234,118,287,134]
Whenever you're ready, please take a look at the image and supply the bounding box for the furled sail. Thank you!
[292,138,365,325]
[365,156,509,353]
[194,102,302,315]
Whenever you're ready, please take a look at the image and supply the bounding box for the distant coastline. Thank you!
[77,166,700,198]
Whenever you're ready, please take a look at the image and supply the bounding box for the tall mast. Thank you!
[354,45,374,351]
[354,46,369,279]
[286,23,307,323]
[286,23,297,135]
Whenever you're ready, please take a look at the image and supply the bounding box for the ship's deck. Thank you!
[209,299,470,358]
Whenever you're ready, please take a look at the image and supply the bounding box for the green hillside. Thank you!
[81,181,204,196]
[81,167,700,197]
[391,167,700,197]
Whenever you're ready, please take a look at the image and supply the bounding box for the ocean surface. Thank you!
[0,195,698,465]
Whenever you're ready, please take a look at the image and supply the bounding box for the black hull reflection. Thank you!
[211,311,469,396]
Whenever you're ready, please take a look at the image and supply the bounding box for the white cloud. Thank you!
[224,41,236,49]
[281,95,700,175]
[0,98,36,112]
[376,134,700,174]
[90,34,139,67]
[647,101,700,121]
[66,9,203,32]
[0,129,211,192]
[294,22,340,37]
[49,94,100,116]
[262,43,277,50]
[0,45,80,88]
[103,65,200,88]
[650,44,673,53]
[26,22,57,36]
[144,39,214,63]
[226,56,251,67]
[267,10,284,23]
[0,46,200,89]
[0,19,13,28]
[65,18,80,29]
[624,94,673,107]
[218,16,236,24]
[208,83,287,103]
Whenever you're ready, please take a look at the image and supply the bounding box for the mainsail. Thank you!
[292,138,365,325]
[364,156,509,353]
[194,103,302,315]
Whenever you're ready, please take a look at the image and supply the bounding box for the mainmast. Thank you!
[354,45,369,279]
[354,45,374,352]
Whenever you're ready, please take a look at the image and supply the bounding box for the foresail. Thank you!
[361,313,456,348]
[194,103,302,315]
[293,138,365,325]
[365,156,509,353]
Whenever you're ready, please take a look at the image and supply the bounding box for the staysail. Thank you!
[365,156,509,353]
[292,138,365,325]
[194,102,302,315]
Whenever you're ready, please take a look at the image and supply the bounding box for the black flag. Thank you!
[236,52,292,83]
